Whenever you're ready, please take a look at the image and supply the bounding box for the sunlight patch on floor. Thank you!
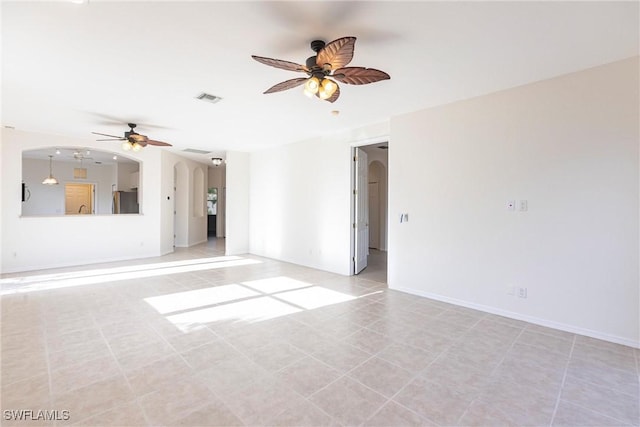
[145,284,261,314]
[240,276,312,293]
[166,296,302,332]
[146,275,360,332]
[0,256,261,295]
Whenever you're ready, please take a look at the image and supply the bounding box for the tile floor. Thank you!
[1,239,638,426]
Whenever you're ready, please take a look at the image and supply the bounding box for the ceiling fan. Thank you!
[92,123,172,152]
[252,36,390,103]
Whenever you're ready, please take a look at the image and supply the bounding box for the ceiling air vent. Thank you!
[183,148,212,155]
[196,93,222,104]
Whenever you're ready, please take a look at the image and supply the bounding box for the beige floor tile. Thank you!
[341,327,395,354]
[394,377,475,426]
[310,341,372,373]
[376,342,438,372]
[47,338,112,369]
[124,354,193,396]
[422,357,492,398]
[560,376,639,425]
[180,340,244,371]
[1,352,49,386]
[274,356,341,397]
[366,401,437,426]
[458,399,522,427]
[173,400,244,426]
[223,377,306,426]
[244,340,306,372]
[552,400,633,427]
[138,376,216,425]
[53,375,135,424]
[104,327,165,357]
[163,327,218,352]
[70,402,149,426]
[309,376,387,426]
[268,399,336,427]
[348,356,414,398]
[515,329,574,356]
[395,327,454,354]
[571,342,638,371]
[477,378,558,426]
[0,373,50,410]
[115,339,177,372]
[50,355,121,397]
[565,357,639,398]
[46,327,104,353]
[197,357,270,396]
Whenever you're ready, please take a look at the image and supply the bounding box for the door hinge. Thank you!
[353,223,356,228]
[353,156,357,161]
[353,189,357,195]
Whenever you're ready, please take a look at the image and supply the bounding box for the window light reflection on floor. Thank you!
[145,275,361,332]
[0,256,261,295]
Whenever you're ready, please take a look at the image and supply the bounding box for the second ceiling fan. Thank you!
[252,36,390,103]
[92,123,172,152]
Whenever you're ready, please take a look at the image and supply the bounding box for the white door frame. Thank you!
[350,136,389,275]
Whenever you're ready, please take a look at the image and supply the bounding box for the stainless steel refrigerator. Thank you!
[112,191,139,214]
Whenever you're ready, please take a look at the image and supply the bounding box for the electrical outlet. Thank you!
[518,287,528,298]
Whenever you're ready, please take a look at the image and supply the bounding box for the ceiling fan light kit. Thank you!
[92,123,172,152]
[252,36,390,103]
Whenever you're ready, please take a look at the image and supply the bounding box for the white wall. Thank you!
[389,57,639,346]
[1,129,163,273]
[22,158,116,215]
[249,123,389,275]
[226,151,250,255]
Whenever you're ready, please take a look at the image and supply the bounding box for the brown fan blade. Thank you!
[146,139,172,147]
[96,138,123,141]
[92,132,123,139]
[129,134,148,143]
[316,37,356,70]
[264,78,308,94]
[325,85,340,103]
[251,55,309,73]
[332,67,390,85]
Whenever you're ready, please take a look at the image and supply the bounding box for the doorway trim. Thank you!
[349,136,389,275]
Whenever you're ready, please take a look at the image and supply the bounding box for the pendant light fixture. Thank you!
[42,155,59,185]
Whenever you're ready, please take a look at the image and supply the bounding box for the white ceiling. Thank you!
[2,1,638,162]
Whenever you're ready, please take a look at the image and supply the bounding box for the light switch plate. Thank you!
[519,200,528,211]
[507,200,516,211]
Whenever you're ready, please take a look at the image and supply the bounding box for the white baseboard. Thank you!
[392,286,640,349]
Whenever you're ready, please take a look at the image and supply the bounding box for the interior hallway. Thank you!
[1,241,638,426]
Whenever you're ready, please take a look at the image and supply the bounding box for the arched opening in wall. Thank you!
[174,162,189,247]
[368,160,387,251]
[21,147,140,216]
[193,167,205,217]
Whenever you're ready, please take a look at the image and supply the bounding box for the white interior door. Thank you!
[355,148,369,274]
